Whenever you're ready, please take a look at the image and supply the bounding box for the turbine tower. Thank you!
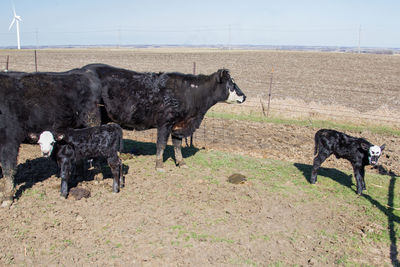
[8,2,22,50]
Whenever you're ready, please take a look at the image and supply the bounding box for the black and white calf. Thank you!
[37,123,124,198]
[311,129,385,195]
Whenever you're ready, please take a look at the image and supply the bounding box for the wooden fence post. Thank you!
[6,56,9,71]
[266,67,274,117]
[34,50,38,72]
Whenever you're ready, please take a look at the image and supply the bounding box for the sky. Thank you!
[0,0,399,48]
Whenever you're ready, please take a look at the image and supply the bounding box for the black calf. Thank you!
[38,123,124,198]
[311,129,385,195]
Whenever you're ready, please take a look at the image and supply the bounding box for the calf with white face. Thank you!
[35,124,124,198]
[368,145,383,165]
[311,129,385,195]
[38,131,56,157]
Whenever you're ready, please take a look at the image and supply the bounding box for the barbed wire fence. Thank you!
[1,52,399,151]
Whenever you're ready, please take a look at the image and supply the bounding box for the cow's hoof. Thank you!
[112,186,120,194]
[1,199,13,208]
[177,161,188,169]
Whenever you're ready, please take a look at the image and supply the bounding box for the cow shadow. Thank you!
[10,138,197,200]
[122,139,200,164]
[13,157,59,200]
[294,162,354,190]
[13,157,129,200]
[295,162,400,265]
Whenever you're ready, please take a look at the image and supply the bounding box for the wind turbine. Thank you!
[8,2,22,50]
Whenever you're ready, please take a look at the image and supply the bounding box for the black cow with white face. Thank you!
[311,129,385,195]
[83,64,246,171]
[0,69,102,207]
[36,123,124,198]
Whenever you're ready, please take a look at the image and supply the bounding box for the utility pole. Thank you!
[117,27,121,48]
[35,29,39,49]
[358,25,361,54]
[228,24,231,50]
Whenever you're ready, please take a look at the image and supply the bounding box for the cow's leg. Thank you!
[59,158,73,198]
[172,135,187,168]
[0,144,19,207]
[360,166,366,190]
[310,151,331,184]
[155,127,170,172]
[107,154,121,193]
[119,158,125,188]
[352,164,365,195]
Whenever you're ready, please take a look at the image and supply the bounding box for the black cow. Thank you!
[0,69,102,207]
[0,64,246,207]
[83,64,246,171]
[36,123,124,198]
[311,129,385,195]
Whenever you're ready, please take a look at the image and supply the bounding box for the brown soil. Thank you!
[0,49,399,266]
[0,119,398,266]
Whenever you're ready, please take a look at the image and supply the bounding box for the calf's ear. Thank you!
[55,133,65,141]
[380,144,386,151]
[29,133,39,142]
[360,142,370,151]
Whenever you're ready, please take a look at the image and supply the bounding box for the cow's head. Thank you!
[361,143,386,165]
[38,131,56,157]
[216,69,246,104]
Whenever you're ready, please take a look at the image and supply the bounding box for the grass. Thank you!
[206,111,400,136]
[183,148,400,265]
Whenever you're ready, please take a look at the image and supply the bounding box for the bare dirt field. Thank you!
[0,48,399,266]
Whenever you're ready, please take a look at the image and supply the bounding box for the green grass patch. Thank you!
[206,111,400,136]
[185,149,400,259]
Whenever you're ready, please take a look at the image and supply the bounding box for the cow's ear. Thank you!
[216,69,224,83]
[217,69,229,83]
[380,144,386,151]
[360,142,370,151]
[29,133,39,142]
[55,133,65,141]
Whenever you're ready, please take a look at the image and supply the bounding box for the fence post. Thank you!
[260,98,266,117]
[6,56,9,71]
[34,50,38,72]
[266,67,274,117]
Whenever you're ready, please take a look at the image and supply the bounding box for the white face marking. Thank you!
[38,131,55,157]
[368,145,382,165]
[226,90,245,104]
[190,84,198,88]
[369,145,382,156]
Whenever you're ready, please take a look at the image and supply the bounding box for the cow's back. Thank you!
[0,69,102,140]
[83,64,170,130]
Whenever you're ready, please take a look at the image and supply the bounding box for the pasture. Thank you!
[0,48,399,266]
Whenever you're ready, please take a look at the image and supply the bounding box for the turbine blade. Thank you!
[9,18,15,30]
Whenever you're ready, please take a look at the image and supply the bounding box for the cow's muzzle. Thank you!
[369,156,379,166]
[238,94,246,103]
